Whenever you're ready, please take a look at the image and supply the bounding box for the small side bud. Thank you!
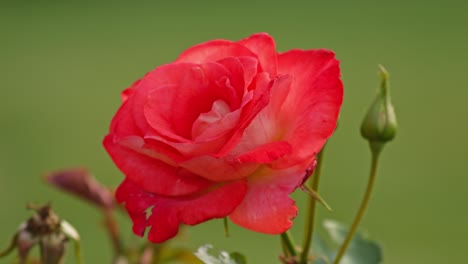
[361,65,397,152]
[43,167,114,209]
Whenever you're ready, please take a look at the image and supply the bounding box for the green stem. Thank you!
[151,244,164,264]
[281,232,298,258]
[103,209,123,256]
[74,239,84,264]
[333,147,381,264]
[282,240,291,259]
[223,217,230,237]
[299,149,325,264]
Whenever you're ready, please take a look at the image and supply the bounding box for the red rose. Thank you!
[104,33,343,243]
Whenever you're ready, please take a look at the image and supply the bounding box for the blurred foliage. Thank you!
[195,245,246,264]
[320,220,382,264]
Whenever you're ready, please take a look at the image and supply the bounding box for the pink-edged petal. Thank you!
[238,33,277,76]
[144,129,232,159]
[236,56,259,88]
[148,180,247,243]
[103,135,212,196]
[108,98,184,164]
[118,135,184,165]
[132,64,193,134]
[191,100,238,141]
[109,95,142,137]
[143,83,192,142]
[121,82,138,102]
[133,63,195,142]
[136,60,247,150]
[215,72,274,157]
[107,78,191,171]
[116,178,248,243]
[180,155,259,182]
[215,56,259,102]
[233,141,292,164]
[115,179,153,236]
[130,62,201,140]
[276,49,343,167]
[227,75,292,157]
[144,62,240,140]
[176,40,257,64]
[145,70,273,161]
[229,165,309,233]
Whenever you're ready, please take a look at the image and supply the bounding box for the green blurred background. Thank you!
[1,1,467,263]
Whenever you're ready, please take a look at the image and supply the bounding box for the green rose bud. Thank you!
[361,65,397,152]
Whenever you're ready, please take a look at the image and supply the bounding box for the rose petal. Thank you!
[118,135,183,166]
[276,49,343,168]
[191,100,240,141]
[215,72,274,157]
[107,84,189,169]
[121,83,137,103]
[144,132,232,159]
[227,75,292,158]
[174,73,282,182]
[116,178,248,243]
[180,155,259,182]
[142,62,247,157]
[143,62,240,140]
[238,33,277,77]
[109,94,142,137]
[229,165,308,233]
[115,179,152,236]
[176,40,257,65]
[107,97,185,166]
[215,56,259,100]
[233,141,292,164]
[144,67,273,161]
[130,63,197,140]
[103,135,212,196]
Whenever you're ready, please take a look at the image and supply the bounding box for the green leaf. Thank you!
[312,233,331,257]
[228,252,246,264]
[322,220,382,264]
[312,258,329,264]
[161,247,203,263]
[195,245,246,264]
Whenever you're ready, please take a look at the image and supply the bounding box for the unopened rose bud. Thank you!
[43,167,114,209]
[361,65,397,150]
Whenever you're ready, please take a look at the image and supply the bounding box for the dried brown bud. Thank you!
[0,204,82,264]
[44,167,114,209]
